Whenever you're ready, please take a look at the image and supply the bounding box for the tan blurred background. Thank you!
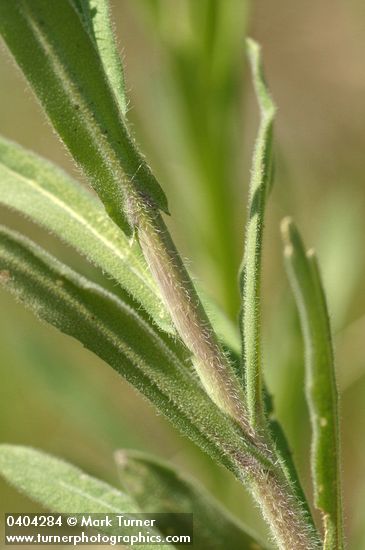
[1,1,365,548]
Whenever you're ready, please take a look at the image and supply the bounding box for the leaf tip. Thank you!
[306,248,316,259]
[246,37,276,118]
[280,216,294,243]
[246,37,260,57]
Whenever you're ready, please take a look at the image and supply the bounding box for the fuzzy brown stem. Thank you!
[248,467,321,549]
[132,200,252,433]
[131,197,321,549]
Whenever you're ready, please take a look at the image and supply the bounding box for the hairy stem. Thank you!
[130,196,320,549]
[247,466,321,549]
[131,196,252,434]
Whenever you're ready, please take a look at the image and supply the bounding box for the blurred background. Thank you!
[1,1,365,547]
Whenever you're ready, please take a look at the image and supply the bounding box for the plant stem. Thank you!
[247,465,321,549]
[131,196,252,434]
[130,195,321,549]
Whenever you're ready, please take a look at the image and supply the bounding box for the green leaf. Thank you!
[0,444,139,514]
[0,0,168,235]
[239,38,276,428]
[0,135,242,348]
[281,217,344,550]
[0,445,172,550]
[115,449,270,550]
[262,387,313,521]
[70,0,128,116]
[268,417,314,524]
[0,226,274,479]
[0,135,172,333]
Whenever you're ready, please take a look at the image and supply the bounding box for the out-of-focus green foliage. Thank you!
[134,0,249,318]
[0,444,140,514]
[0,445,174,550]
[115,449,269,550]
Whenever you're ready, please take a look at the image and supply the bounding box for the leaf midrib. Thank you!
[58,480,129,512]
[1,162,159,297]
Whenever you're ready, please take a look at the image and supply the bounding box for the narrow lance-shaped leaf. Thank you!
[0,135,172,333]
[263,388,315,525]
[70,0,128,116]
[0,445,172,550]
[0,135,240,347]
[239,39,276,427]
[115,449,270,550]
[0,226,274,480]
[0,444,140,514]
[0,0,168,235]
[225,336,315,526]
[281,217,344,550]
